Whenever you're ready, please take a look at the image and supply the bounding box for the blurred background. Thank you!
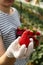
[12,0,43,65]
[12,0,43,32]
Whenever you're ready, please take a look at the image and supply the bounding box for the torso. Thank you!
[0,7,21,49]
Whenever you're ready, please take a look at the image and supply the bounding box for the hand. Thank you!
[19,30,34,58]
[6,37,26,59]
[19,38,34,59]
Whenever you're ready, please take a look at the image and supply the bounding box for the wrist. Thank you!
[0,52,16,65]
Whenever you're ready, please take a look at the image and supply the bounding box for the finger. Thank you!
[24,48,27,55]
[29,38,33,42]
[28,41,34,50]
[26,41,34,57]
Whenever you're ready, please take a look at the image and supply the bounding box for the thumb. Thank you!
[28,38,34,50]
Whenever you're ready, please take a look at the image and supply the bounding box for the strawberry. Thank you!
[36,31,40,36]
[27,31,34,38]
[33,36,39,48]
[19,30,31,47]
[16,28,25,37]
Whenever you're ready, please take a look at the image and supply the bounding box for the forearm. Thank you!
[0,36,5,57]
[0,52,16,65]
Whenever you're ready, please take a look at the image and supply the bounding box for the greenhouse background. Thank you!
[12,0,43,65]
[13,0,43,32]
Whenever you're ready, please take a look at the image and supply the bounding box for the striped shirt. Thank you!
[0,7,27,65]
[0,7,21,49]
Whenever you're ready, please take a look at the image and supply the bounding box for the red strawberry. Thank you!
[19,30,31,47]
[33,37,39,48]
[36,32,40,36]
[27,31,34,37]
[16,28,25,36]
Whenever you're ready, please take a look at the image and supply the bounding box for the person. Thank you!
[0,36,34,65]
[0,37,27,65]
[0,0,33,65]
